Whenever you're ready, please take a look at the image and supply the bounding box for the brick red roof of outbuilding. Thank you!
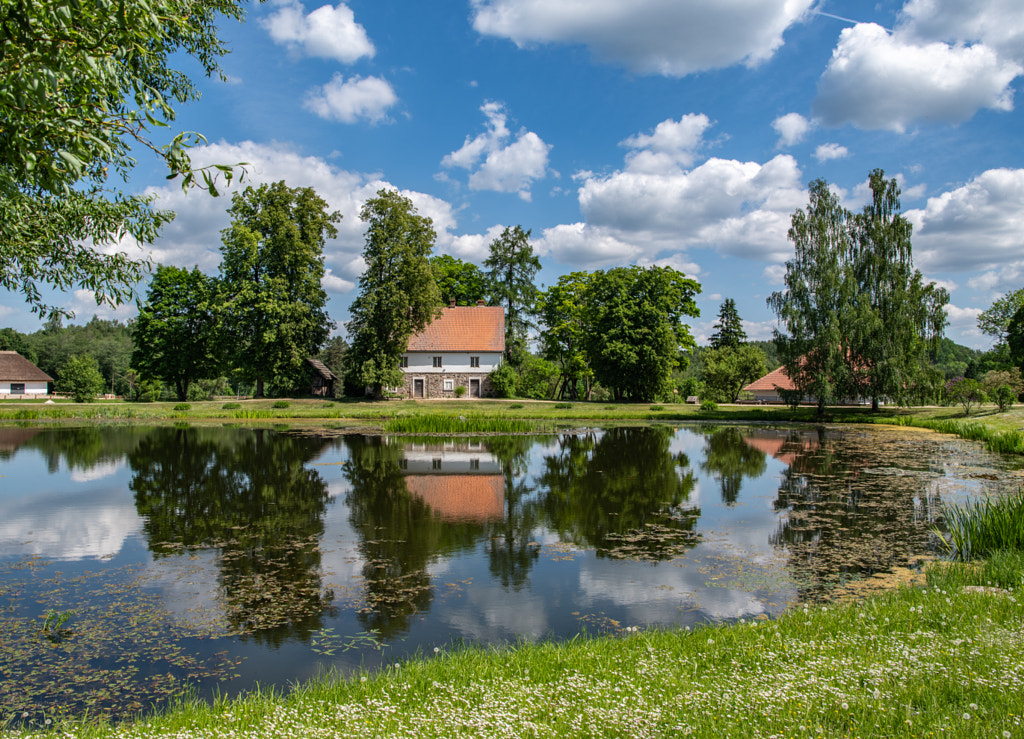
[406,306,505,352]
[0,351,53,382]
[742,365,796,392]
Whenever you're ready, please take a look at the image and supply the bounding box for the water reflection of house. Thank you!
[400,441,505,522]
[0,427,43,453]
[742,431,820,467]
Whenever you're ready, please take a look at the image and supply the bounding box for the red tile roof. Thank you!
[0,352,53,382]
[406,475,505,522]
[407,306,505,352]
[743,365,796,392]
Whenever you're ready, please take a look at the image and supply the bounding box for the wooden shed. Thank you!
[305,358,338,397]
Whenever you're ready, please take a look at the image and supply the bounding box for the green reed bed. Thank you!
[938,490,1024,561]
[868,414,1024,455]
[9,569,1022,739]
[383,414,542,434]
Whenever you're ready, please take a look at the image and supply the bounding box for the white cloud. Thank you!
[470,0,815,76]
[772,113,812,147]
[900,0,1024,62]
[762,263,787,285]
[571,153,805,264]
[62,289,138,324]
[924,277,958,294]
[906,168,1024,272]
[814,22,1022,131]
[303,74,397,124]
[944,303,983,327]
[968,264,1024,295]
[621,114,712,173]
[813,143,849,162]
[441,102,551,200]
[262,1,375,63]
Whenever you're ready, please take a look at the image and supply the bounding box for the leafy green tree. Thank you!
[487,363,518,398]
[485,226,540,367]
[980,368,1023,398]
[945,377,986,415]
[0,0,245,318]
[0,328,37,364]
[57,354,104,402]
[708,298,747,349]
[539,272,595,401]
[132,266,222,402]
[1008,304,1024,370]
[584,266,701,402]
[978,288,1024,347]
[26,316,134,391]
[516,354,560,399]
[848,170,948,410]
[219,181,339,397]
[430,255,488,306]
[768,179,858,417]
[701,344,768,403]
[346,190,441,399]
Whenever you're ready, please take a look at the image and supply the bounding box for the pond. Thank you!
[1,423,1020,724]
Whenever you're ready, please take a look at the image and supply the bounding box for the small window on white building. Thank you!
[443,379,454,391]
[470,356,480,368]
[432,458,442,470]
[400,356,408,368]
[432,356,442,367]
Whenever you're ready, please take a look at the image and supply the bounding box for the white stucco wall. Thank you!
[0,381,49,396]
[402,352,502,373]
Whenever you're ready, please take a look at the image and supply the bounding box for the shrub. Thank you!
[272,400,290,409]
[649,405,664,411]
[700,399,718,412]
[221,402,241,410]
[554,402,573,410]
[173,403,191,411]
[994,385,1015,412]
[454,385,467,398]
[509,403,524,409]
[945,377,986,415]
[56,354,104,403]
[488,363,518,398]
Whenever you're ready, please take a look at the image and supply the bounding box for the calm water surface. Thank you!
[1,423,1020,723]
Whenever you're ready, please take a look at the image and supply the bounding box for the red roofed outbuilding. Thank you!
[401,301,505,398]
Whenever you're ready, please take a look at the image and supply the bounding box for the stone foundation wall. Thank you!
[403,373,495,398]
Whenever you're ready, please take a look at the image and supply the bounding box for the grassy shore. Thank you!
[2,396,1022,453]
[4,553,1022,739]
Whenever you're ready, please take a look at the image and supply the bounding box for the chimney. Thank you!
[477,299,484,306]
[450,298,456,308]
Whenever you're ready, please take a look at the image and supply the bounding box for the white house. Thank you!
[0,351,53,398]
[401,302,505,398]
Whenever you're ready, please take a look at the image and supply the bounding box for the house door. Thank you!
[414,379,425,398]
[469,379,481,398]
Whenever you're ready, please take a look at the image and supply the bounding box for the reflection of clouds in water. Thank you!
[577,556,776,624]
[440,584,550,641]
[138,549,225,628]
[325,477,353,499]
[69,460,124,483]
[0,487,142,559]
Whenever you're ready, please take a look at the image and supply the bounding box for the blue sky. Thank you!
[4,0,1023,348]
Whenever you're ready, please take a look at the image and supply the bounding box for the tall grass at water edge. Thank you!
[938,490,1024,561]
[383,414,541,434]
[871,414,1024,454]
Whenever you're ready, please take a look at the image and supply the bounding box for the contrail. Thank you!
[813,10,894,33]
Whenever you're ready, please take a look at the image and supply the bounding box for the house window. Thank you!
[10,383,25,395]
[470,356,480,368]
[443,379,454,391]
[400,356,408,368]
[432,356,442,368]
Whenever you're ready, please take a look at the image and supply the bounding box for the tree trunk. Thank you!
[255,376,265,398]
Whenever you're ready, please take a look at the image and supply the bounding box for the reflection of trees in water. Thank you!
[130,427,334,645]
[770,428,942,600]
[18,426,150,472]
[538,427,700,559]
[700,426,767,505]
[341,436,482,639]
[483,435,544,590]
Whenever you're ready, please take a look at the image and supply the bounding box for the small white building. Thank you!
[0,351,53,398]
[401,302,505,398]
